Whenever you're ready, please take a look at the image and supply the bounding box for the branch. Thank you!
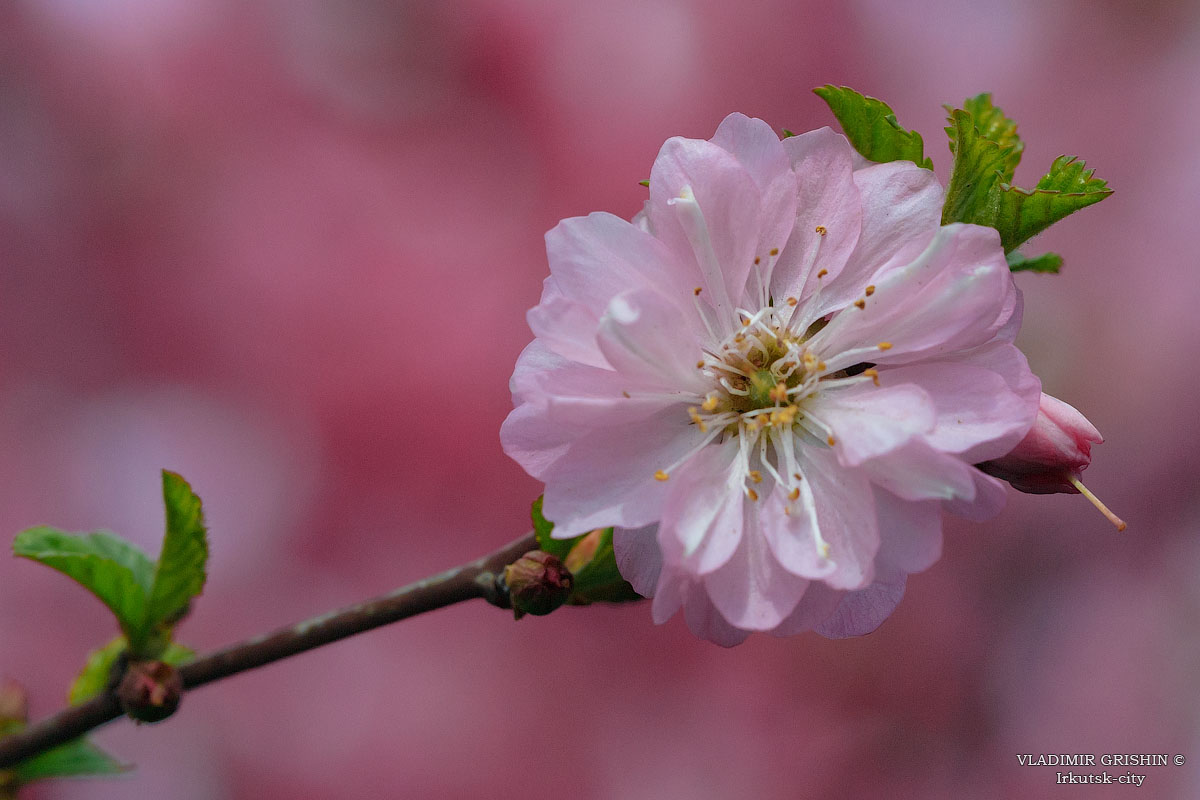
[0,531,537,769]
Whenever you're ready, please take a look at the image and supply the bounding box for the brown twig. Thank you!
[0,531,537,769]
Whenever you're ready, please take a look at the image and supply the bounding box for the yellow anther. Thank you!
[786,296,798,307]
[862,368,880,386]
[754,256,761,265]
[853,298,866,309]
[654,470,670,481]
[749,470,763,484]
[747,488,759,501]
[702,395,719,412]
[793,472,803,481]
[877,341,893,350]
[817,361,826,371]
[814,225,827,236]
[817,268,828,279]
[827,435,837,446]
[769,247,779,256]
[788,487,800,501]
[693,286,703,296]
[696,360,705,369]
[865,284,876,296]
[768,382,788,403]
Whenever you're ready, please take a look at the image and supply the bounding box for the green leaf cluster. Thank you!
[941,93,1111,264]
[813,85,933,170]
[3,736,126,790]
[12,471,208,660]
[530,497,641,606]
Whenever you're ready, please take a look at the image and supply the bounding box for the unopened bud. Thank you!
[503,550,573,618]
[117,661,183,724]
[0,680,27,726]
[980,393,1126,531]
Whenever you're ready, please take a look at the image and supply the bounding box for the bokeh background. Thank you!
[2,0,1197,797]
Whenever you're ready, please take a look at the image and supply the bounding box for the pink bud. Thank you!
[980,393,1101,494]
[980,393,1125,530]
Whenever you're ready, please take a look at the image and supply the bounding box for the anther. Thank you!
[877,341,893,350]
[769,248,779,256]
[862,368,880,386]
[693,287,703,296]
[786,296,798,307]
[749,470,763,484]
[768,382,788,403]
[814,225,827,236]
[754,257,761,265]
[654,470,670,481]
[865,284,876,296]
[702,395,719,412]
[827,435,836,446]
[793,473,803,481]
[622,391,631,398]
[853,299,866,309]
[696,360,705,369]
[788,487,800,501]
[746,488,759,501]
[817,268,828,279]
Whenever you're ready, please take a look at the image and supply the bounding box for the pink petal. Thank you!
[809,224,1012,373]
[814,565,907,638]
[807,382,936,466]
[861,439,978,503]
[701,501,810,630]
[647,137,763,320]
[682,589,752,647]
[774,127,862,301]
[944,469,1009,521]
[876,343,1040,464]
[658,438,747,574]
[499,401,582,481]
[767,581,844,636]
[808,159,942,317]
[597,289,711,395]
[872,487,943,574]
[758,482,838,581]
[526,276,607,368]
[612,524,661,597]
[519,359,682,428]
[545,211,694,322]
[539,407,709,537]
[793,445,880,590]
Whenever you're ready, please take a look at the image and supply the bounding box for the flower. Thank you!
[980,392,1126,529]
[501,114,1041,645]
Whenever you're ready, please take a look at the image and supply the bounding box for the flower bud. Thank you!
[503,550,573,619]
[979,393,1101,494]
[980,393,1125,530]
[117,661,183,724]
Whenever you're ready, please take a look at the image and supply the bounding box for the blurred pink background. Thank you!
[2,1,1197,798]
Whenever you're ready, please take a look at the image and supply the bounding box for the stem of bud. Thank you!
[1068,476,1127,531]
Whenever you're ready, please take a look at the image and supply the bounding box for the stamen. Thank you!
[877,341,893,350]
[746,487,759,501]
[817,268,828,279]
[814,225,827,236]
[853,298,866,309]
[788,487,800,501]
[654,470,670,481]
[862,368,880,386]
[865,284,876,296]
[748,470,763,484]
[1069,476,1127,531]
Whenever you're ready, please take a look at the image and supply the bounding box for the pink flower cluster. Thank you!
[502,113,1104,645]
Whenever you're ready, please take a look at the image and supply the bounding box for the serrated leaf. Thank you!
[813,85,933,170]
[1006,250,1063,274]
[942,99,1111,252]
[947,93,1022,180]
[11,737,127,783]
[145,471,208,635]
[992,156,1111,251]
[13,528,153,642]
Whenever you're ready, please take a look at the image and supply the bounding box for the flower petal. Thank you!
[944,468,1009,521]
[807,382,936,466]
[793,445,879,590]
[873,487,943,574]
[612,524,661,598]
[658,438,747,574]
[683,589,752,647]
[526,276,606,368]
[701,501,810,630]
[767,581,844,636]
[860,439,978,503]
[774,127,862,301]
[500,400,583,481]
[814,564,907,638]
[809,224,1012,373]
[597,289,711,395]
[539,406,710,537]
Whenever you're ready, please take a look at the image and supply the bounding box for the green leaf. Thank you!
[941,97,1111,252]
[1006,250,1063,274]
[990,155,1111,252]
[637,179,650,187]
[13,528,153,642]
[11,737,127,783]
[813,85,933,170]
[145,471,208,635]
[780,128,797,138]
[947,93,1022,180]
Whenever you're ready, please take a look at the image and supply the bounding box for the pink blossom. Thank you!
[980,393,1126,530]
[501,114,1041,645]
